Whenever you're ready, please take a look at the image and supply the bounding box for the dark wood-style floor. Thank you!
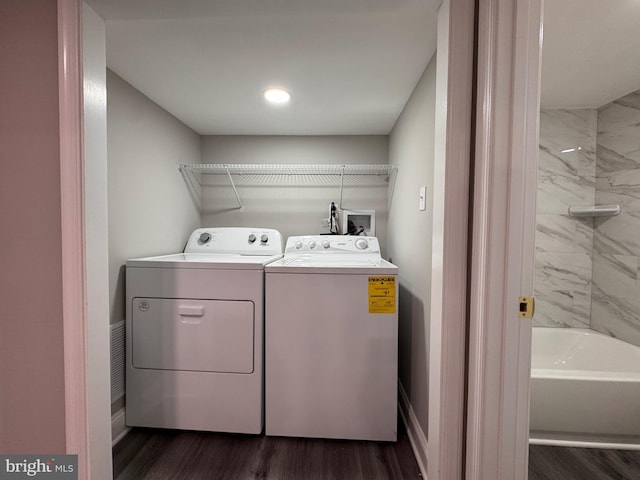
[529,445,640,480]
[113,428,422,480]
[113,429,640,479]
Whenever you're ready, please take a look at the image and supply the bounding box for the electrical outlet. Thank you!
[321,218,330,227]
[419,185,426,211]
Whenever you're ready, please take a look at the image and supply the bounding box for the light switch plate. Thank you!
[419,185,426,211]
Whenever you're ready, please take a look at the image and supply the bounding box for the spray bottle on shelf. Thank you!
[329,202,339,235]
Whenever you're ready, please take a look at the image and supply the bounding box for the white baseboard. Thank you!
[111,408,131,447]
[398,381,428,478]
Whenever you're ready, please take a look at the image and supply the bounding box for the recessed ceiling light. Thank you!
[263,88,291,104]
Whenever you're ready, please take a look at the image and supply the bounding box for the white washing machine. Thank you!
[126,227,283,434]
[265,235,398,441]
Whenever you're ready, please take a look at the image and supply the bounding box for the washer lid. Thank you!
[127,252,284,269]
[265,255,397,274]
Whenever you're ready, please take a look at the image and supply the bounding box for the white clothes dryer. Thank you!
[265,235,398,441]
[126,227,283,434]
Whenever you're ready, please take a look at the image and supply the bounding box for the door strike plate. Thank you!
[518,296,535,318]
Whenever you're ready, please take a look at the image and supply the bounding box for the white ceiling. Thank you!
[86,0,439,135]
[541,0,640,109]
[86,0,640,135]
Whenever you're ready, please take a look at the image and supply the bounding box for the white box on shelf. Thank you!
[342,209,375,236]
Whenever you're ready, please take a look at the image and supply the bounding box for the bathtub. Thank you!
[530,327,640,449]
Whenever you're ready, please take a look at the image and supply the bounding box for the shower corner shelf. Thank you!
[567,204,621,218]
[178,163,398,210]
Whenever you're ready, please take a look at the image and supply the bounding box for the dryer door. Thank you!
[131,298,254,373]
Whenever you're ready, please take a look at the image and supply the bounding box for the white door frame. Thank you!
[428,0,476,478]
[60,2,114,479]
[58,0,90,478]
[466,0,543,479]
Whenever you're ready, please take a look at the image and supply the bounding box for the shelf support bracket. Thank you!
[387,167,397,210]
[224,164,243,210]
[338,164,346,210]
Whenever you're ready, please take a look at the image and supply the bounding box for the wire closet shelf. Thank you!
[178,163,398,210]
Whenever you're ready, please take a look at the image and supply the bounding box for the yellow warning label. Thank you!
[368,276,396,314]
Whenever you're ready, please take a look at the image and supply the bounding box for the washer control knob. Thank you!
[260,234,269,244]
[322,240,330,249]
[295,240,303,249]
[199,232,212,244]
[248,234,257,243]
[308,240,317,249]
[355,238,369,250]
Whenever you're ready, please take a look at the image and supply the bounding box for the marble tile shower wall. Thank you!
[592,89,640,347]
[535,91,640,347]
[535,109,597,328]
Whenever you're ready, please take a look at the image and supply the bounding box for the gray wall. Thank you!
[107,69,201,331]
[0,0,66,453]
[387,56,437,438]
[200,135,389,249]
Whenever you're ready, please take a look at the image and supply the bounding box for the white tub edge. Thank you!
[530,436,640,451]
[531,368,640,382]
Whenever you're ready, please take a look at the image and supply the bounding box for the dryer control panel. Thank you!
[185,227,284,256]
[285,235,381,255]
